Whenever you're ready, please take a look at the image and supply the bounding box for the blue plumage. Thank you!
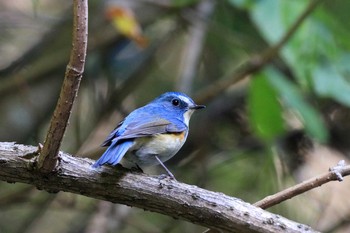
[92,140,134,168]
[92,92,205,177]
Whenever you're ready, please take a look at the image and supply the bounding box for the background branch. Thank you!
[0,142,317,233]
[194,0,325,103]
[254,161,350,209]
[177,0,215,94]
[38,0,88,172]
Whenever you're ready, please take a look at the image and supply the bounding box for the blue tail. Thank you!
[92,140,134,168]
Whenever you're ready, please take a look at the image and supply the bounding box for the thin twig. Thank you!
[254,161,350,209]
[194,0,325,104]
[37,0,88,173]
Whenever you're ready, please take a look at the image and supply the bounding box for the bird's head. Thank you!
[152,92,205,125]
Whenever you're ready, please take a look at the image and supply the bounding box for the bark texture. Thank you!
[38,0,88,172]
[0,142,317,233]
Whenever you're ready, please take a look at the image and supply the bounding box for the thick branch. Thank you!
[0,142,317,233]
[194,0,325,103]
[38,0,88,172]
[254,161,350,209]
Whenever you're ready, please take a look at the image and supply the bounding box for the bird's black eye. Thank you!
[172,98,180,106]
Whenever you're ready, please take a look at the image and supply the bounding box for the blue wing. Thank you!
[93,139,134,168]
[93,106,187,168]
[101,108,187,147]
[100,121,124,147]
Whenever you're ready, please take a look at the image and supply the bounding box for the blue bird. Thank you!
[93,92,205,179]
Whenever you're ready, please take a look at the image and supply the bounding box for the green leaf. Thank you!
[266,69,328,142]
[312,63,350,107]
[171,0,200,7]
[250,0,306,44]
[228,0,255,10]
[248,72,285,141]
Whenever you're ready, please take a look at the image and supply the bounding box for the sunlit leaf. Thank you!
[248,72,285,141]
[250,0,306,44]
[313,63,350,107]
[105,6,148,48]
[228,0,255,9]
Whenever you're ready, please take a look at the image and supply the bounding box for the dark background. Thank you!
[1,0,350,232]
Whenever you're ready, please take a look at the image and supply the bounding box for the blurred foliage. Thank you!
[1,0,350,232]
[266,67,328,142]
[248,71,285,141]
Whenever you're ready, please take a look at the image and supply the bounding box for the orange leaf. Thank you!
[105,6,148,48]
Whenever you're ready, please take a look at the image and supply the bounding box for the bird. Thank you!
[93,92,205,179]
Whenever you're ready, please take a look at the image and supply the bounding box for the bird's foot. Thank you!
[157,173,177,181]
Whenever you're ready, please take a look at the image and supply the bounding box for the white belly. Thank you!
[124,133,187,166]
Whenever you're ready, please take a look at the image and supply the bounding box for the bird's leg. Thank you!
[155,155,177,181]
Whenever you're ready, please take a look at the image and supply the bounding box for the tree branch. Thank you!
[0,142,317,233]
[38,0,88,173]
[194,0,325,104]
[254,161,350,209]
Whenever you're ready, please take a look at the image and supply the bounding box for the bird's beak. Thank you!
[189,104,206,110]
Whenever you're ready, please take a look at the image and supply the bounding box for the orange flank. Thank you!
[174,131,186,140]
[105,6,148,48]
